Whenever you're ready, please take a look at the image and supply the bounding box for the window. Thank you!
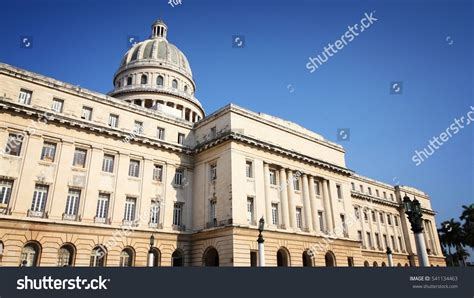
[156,75,164,86]
[102,154,114,173]
[209,200,216,222]
[210,164,217,181]
[31,185,48,212]
[246,160,253,178]
[153,164,163,182]
[318,211,325,232]
[52,98,64,113]
[20,243,40,267]
[375,233,381,248]
[250,251,258,267]
[128,160,140,177]
[157,127,165,140]
[387,214,392,225]
[271,203,279,225]
[363,209,368,221]
[5,133,23,156]
[0,179,13,205]
[124,197,136,222]
[172,79,178,89]
[150,201,161,224]
[336,184,342,199]
[296,208,303,228]
[184,85,188,93]
[390,194,394,201]
[293,178,300,191]
[371,210,376,222]
[18,89,32,105]
[354,207,360,219]
[57,245,74,267]
[340,214,347,235]
[90,246,106,267]
[359,185,363,193]
[269,169,277,185]
[141,74,148,85]
[347,257,354,267]
[64,189,80,216]
[398,237,403,251]
[391,236,396,251]
[40,142,56,162]
[81,106,93,121]
[177,133,185,145]
[174,169,184,185]
[395,216,399,226]
[210,126,216,138]
[383,234,388,247]
[366,232,372,248]
[314,181,321,196]
[368,187,372,195]
[351,182,355,190]
[357,230,362,241]
[383,191,387,199]
[96,194,109,219]
[379,212,384,224]
[127,77,132,85]
[247,197,254,224]
[120,249,133,267]
[375,189,379,197]
[108,114,119,128]
[134,121,143,134]
[173,203,183,226]
[73,148,87,167]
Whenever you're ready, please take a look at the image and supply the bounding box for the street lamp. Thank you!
[386,247,393,267]
[403,194,430,266]
[257,217,265,267]
[148,234,155,267]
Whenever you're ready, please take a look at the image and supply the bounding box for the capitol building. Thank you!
[0,20,444,267]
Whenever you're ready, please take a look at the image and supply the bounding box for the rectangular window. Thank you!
[375,233,380,248]
[395,216,399,226]
[96,193,109,219]
[376,189,380,197]
[340,214,347,235]
[354,207,360,219]
[18,89,32,105]
[363,210,368,221]
[246,160,253,178]
[372,210,376,222]
[5,133,23,156]
[73,148,87,167]
[379,212,384,224]
[398,237,403,251]
[108,114,119,128]
[65,189,80,216]
[357,230,363,241]
[157,127,165,140]
[51,98,64,113]
[271,203,279,225]
[318,211,325,232]
[368,187,372,195]
[247,197,254,224]
[173,203,183,226]
[314,181,321,196]
[383,234,388,247]
[150,201,161,224]
[387,214,392,225]
[102,154,115,173]
[351,182,355,191]
[174,168,184,185]
[0,179,13,205]
[81,106,93,121]
[177,133,185,145]
[210,126,216,138]
[296,208,302,228]
[31,184,48,212]
[336,184,342,199]
[269,169,277,185]
[366,232,372,248]
[134,121,144,134]
[293,178,300,191]
[128,159,140,177]
[209,200,216,222]
[391,236,396,251]
[390,194,394,201]
[210,164,217,181]
[359,185,363,193]
[383,191,387,199]
[153,164,163,182]
[347,257,354,267]
[124,197,136,221]
[40,142,56,162]
[250,251,258,267]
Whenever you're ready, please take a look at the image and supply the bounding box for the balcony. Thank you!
[172,224,186,231]
[0,203,10,215]
[62,213,78,221]
[94,216,108,224]
[27,210,46,218]
[206,219,218,228]
[149,222,163,229]
[122,219,139,227]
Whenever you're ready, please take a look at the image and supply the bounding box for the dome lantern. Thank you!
[152,19,167,39]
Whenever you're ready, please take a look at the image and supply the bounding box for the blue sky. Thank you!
[1,0,472,256]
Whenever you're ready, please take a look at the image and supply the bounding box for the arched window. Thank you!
[203,247,219,267]
[184,85,188,93]
[302,250,313,267]
[156,75,164,86]
[172,79,178,89]
[20,242,41,267]
[127,77,132,86]
[141,75,148,85]
[277,248,290,267]
[172,250,184,267]
[90,246,106,267]
[404,263,409,267]
[119,248,134,267]
[0,241,4,263]
[58,244,75,267]
[151,248,161,267]
[373,261,378,267]
[381,262,386,267]
[364,261,370,267]
[397,263,402,267]
[324,251,336,267]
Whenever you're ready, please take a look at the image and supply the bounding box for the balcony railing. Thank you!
[94,216,108,224]
[62,213,78,221]
[206,219,218,228]
[172,224,186,231]
[149,222,163,229]
[27,210,46,218]
[122,219,139,227]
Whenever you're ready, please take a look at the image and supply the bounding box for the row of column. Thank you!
[262,163,335,234]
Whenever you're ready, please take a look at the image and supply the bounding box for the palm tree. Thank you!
[460,204,474,248]
[438,219,464,266]
[455,246,470,267]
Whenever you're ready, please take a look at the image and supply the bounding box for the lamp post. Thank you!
[403,195,430,267]
[257,217,265,267]
[386,247,393,267]
[148,234,155,267]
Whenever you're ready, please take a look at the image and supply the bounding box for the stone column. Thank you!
[263,163,273,226]
[279,168,290,229]
[322,179,334,234]
[286,170,297,229]
[308,176,319,233]
[301,174,313,232]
